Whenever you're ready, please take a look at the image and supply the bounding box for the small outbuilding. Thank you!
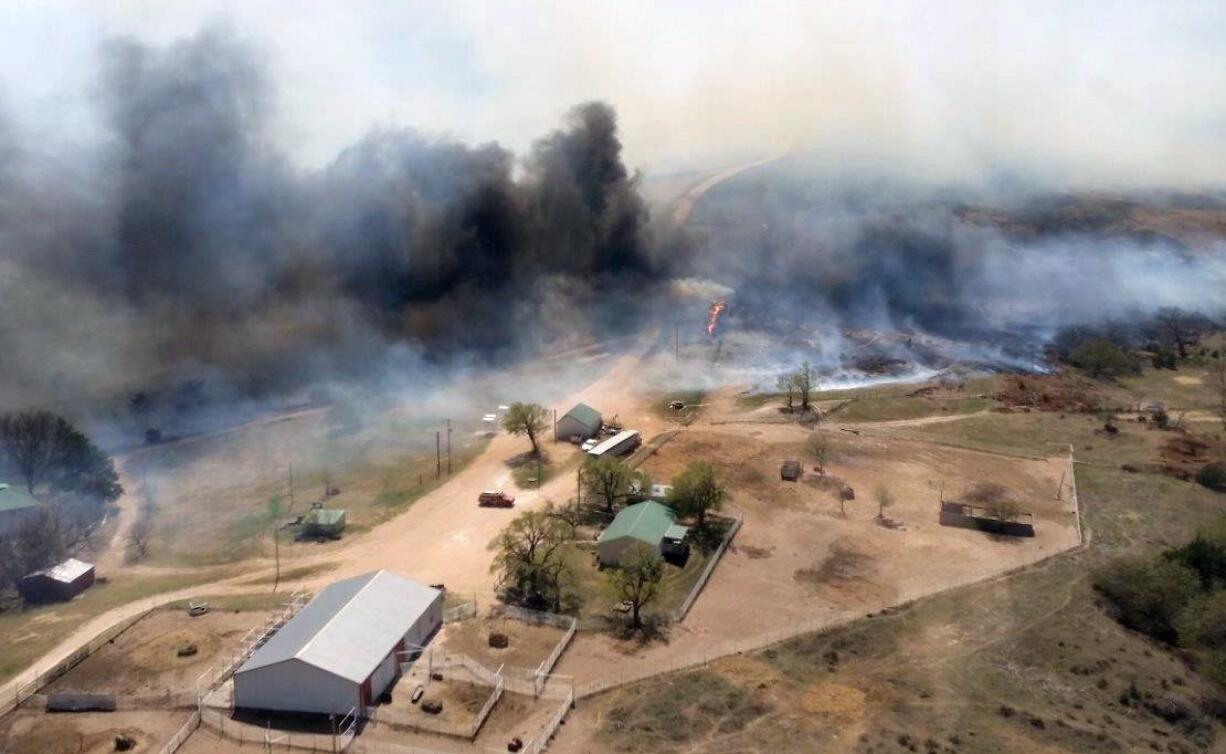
[300,505,346,539]
[234,570,443,717]
[556,403,603,442]
[598,501,690,566]
[0,482,41,536]
[19,558,95,603]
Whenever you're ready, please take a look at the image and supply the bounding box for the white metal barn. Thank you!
[233,570,443,716]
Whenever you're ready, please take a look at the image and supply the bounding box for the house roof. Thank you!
[236,570,441,684]
[562,403,602,430]
[26,558,93,584]
[599,501,677,548]
[0,483,40,514]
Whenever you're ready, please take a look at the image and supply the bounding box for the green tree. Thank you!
[1093,556,1201,641]
[502,402,550,456]
[1068,338,1139,380]
[582,456,648,515]
[488,504,573,611]
[1175,591,1226,649]
[1197,463,1226,494]
[49,418,122,502]
[1164,517,1226,586]
[667,461,726,528]
[610,542,665,629]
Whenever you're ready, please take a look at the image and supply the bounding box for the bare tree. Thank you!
[128,518,152,562]
[1155,308,1203,360]
[795,361,819,413]
[502,402,550,456]
[0,411,60,492]
[874,485,895,521]
[805,431,830,478]
[609,543,664,629]
[776,373,796,411]
[0,508,68,590]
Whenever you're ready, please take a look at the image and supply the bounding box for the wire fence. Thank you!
[153,708,201,754]
[0,597,166,719]
[443,598,478,623]
[673,512,742,622]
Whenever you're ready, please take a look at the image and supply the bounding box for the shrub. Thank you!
[1175,591,1226,648]
[1196,463,1226,493]
[1069,339,1141,379]
[1093,557,1201,642]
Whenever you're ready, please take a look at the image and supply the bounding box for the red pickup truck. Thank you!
[478,490,515,508]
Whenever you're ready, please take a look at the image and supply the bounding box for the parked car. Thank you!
[478,490,516,508]
[581,438,599,452]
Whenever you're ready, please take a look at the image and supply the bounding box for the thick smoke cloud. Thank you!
[0,28,655,412]
[684,161,1226,369]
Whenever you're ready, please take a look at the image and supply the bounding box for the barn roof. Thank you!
[237,570,440,684]
[0,483,40,513]
[599,501,677,548]
[26,558,93,584]
[562,403,602,430]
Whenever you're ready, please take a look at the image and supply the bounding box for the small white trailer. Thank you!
[586,429,642,458]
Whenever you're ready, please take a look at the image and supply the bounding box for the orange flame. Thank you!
[706,300,727,336]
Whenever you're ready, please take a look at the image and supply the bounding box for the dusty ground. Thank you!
[553,385,1079,690]
[438,616,569,671]
[41,606,272,701]
[0,707,190,754]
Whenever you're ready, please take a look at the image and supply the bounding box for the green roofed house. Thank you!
[0,482,42,536]
[556,402,602,442]
[598,501,690,567]
[300,505,347,539]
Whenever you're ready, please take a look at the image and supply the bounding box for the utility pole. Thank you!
[436,431,441,479]
[446,418,452,475]
[576,468,582,505]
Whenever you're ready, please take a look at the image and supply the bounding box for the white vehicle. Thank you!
[581,438,599,452]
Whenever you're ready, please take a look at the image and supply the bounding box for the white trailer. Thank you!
[586,429,641,458]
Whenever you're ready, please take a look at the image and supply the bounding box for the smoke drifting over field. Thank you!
[0,29,655,410]
[682,164,1226,380]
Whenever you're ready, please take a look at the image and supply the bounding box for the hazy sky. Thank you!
[2,1,1225,185]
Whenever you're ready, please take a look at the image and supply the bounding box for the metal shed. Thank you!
[300,506,346,538]
[556,403,603,442]
[597,501,689,566]
[233,570,443,717]
[19,558,95,603]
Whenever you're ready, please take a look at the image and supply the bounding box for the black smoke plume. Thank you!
[0,28,655,416]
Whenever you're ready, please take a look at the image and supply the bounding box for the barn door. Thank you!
[359,677,372,709]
